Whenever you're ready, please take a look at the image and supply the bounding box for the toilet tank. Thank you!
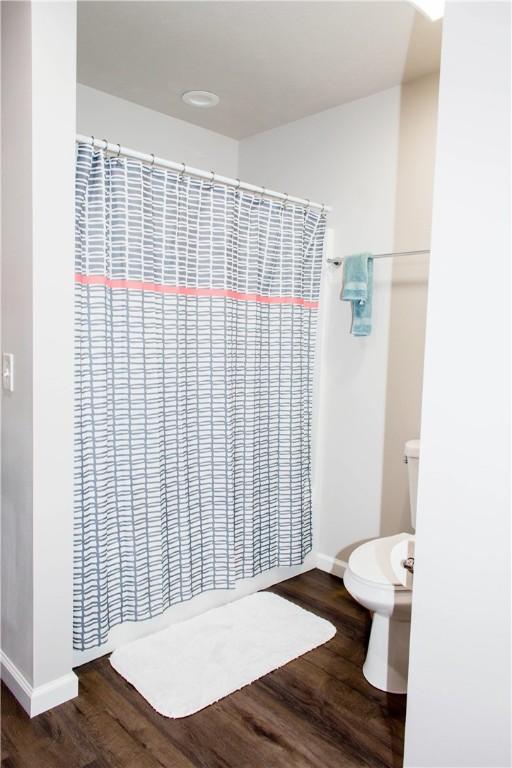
[404,439,420,530]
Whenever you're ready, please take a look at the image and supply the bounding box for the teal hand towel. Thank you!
[341,253,374,336]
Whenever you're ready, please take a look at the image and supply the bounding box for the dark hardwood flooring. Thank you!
[1,569,406,768]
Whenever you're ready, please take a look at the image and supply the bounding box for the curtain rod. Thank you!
[326,249,430,266]
[76,134,332,214]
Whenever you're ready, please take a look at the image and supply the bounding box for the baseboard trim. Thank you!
[0,650,78,717]
[315,552,348,578]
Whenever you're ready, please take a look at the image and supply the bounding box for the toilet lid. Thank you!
[348,532,414,586]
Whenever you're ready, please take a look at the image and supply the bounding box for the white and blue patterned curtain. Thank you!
[74,143,325,650]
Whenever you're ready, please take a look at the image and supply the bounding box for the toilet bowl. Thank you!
[344,533,414,693]
[344,439,419,694]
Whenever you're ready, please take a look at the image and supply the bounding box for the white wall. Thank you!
[1,0,34,687]
[1,0,78,715]
[381,73,438,533]
[404,3,511,766]
[239,79,438,570]
[77,84,239,178]
[31,0,77,695]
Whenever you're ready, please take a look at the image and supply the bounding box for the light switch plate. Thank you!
[2,353,14,392]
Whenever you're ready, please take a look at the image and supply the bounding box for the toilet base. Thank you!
[363,613,411,694]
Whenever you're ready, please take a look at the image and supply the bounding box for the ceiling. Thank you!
[77,1,442,140]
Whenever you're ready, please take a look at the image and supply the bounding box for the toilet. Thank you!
[343,439,419,694]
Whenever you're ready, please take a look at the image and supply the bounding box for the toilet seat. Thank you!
[348,532,414,589]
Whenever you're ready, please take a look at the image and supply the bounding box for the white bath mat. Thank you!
[110,591,336,718]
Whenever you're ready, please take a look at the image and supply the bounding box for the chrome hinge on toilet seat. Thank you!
[402,557,415,574]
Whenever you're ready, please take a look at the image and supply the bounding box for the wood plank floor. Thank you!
[1,570,406,768]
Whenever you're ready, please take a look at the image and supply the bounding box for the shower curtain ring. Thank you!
[179,162,186,182]
[90,135,95,147]
[102,138,109,151]
[260,185,266,201]
[282,192,289,209]
[209,169,215,187]
[150,153,155,168]
[235,178,241,192]
[116,143,121,158]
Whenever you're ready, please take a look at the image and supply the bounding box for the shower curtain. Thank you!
[74,143,325,650]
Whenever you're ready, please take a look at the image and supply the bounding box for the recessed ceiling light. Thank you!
[410,0,444,21]
[182,90,220,108]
